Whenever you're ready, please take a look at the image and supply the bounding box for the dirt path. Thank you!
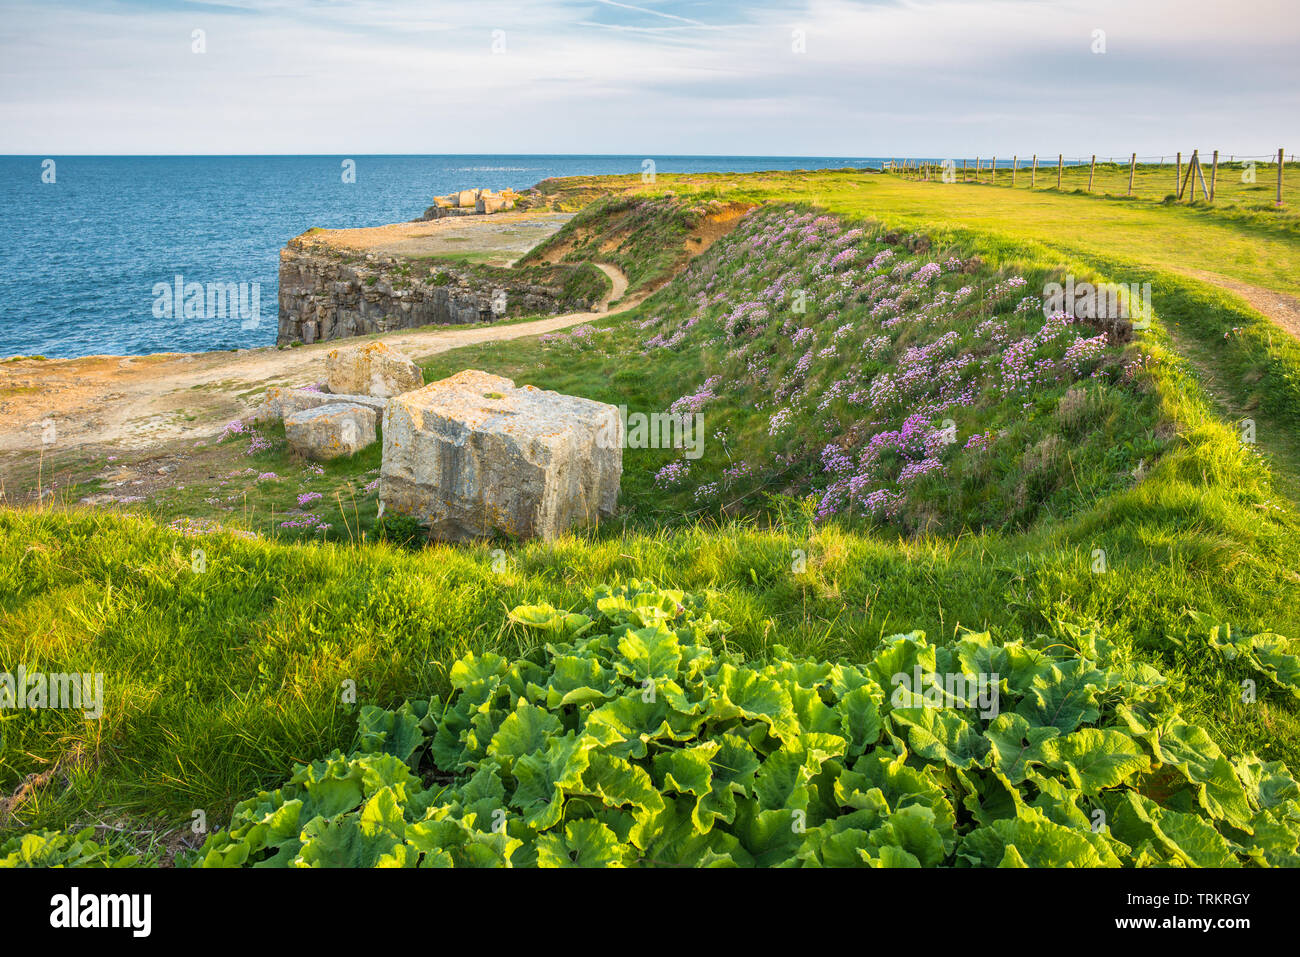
[1184,269,1300,343]
[0,263,634,459]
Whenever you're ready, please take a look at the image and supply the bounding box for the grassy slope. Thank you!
[519,193,712,296]
[2,171,1299,859]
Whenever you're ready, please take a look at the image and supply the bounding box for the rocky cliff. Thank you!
[277,237,598,346]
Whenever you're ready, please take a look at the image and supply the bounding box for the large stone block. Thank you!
[285,402,377,460]
[380,370,621,541]
[251,386,387,424]
[325,341,424,398]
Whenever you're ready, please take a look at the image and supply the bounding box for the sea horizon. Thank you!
[0,153,895,360]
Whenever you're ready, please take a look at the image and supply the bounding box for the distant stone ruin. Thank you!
[422,187,519,220]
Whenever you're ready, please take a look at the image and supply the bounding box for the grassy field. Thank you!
[919,157,1300,210]
[3,168,1300,866]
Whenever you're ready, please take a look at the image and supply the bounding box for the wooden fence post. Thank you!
[1128,153,1136,196]
[1012,156,1017,187]
[991,156,996,185]
[1210,150,1218,201]
[1178,150,1196,200]
[1279,148,1286,207]
[1194,152,1209,201]
[1176,152,1182,195]
[1032,154,1037,188]
[1088,154,1095,192]
[1057,154,1063,190]
[962,158,967,182]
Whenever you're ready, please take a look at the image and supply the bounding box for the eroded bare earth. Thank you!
[0,264,631,478]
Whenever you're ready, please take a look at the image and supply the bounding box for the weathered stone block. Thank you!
[325,341,424,398]
[285,402,377,460]
[380,370,621,541]
[251,386,387,424]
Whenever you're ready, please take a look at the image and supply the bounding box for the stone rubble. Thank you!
[422,187,519,220]
[252,342,426,461]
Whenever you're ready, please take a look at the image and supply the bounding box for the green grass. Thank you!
[922,157,1300,220]
[3,168,1300,862]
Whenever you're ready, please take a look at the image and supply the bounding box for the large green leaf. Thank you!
[1014,660,1101,733]
[615,625,683,683]
[708,664,800,741]
[295,787,408,868]
[510,734,593,830]
[537,819,628,867]
[985,713,1057,783]
[889,707,990,770]
[1038,729,1150,794]
[486,702,564,772]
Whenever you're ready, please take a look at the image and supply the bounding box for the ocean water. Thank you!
[0,154,878,359]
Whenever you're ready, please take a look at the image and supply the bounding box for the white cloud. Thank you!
[0,0,1295,155]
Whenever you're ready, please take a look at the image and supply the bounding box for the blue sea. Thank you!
[0,155,881,359]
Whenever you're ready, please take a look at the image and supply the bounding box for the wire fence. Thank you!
[883,149,1295,207]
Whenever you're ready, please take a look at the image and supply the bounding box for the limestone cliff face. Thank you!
[276,240,580,346]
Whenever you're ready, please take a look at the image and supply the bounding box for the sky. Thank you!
[0,0,1296,156]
